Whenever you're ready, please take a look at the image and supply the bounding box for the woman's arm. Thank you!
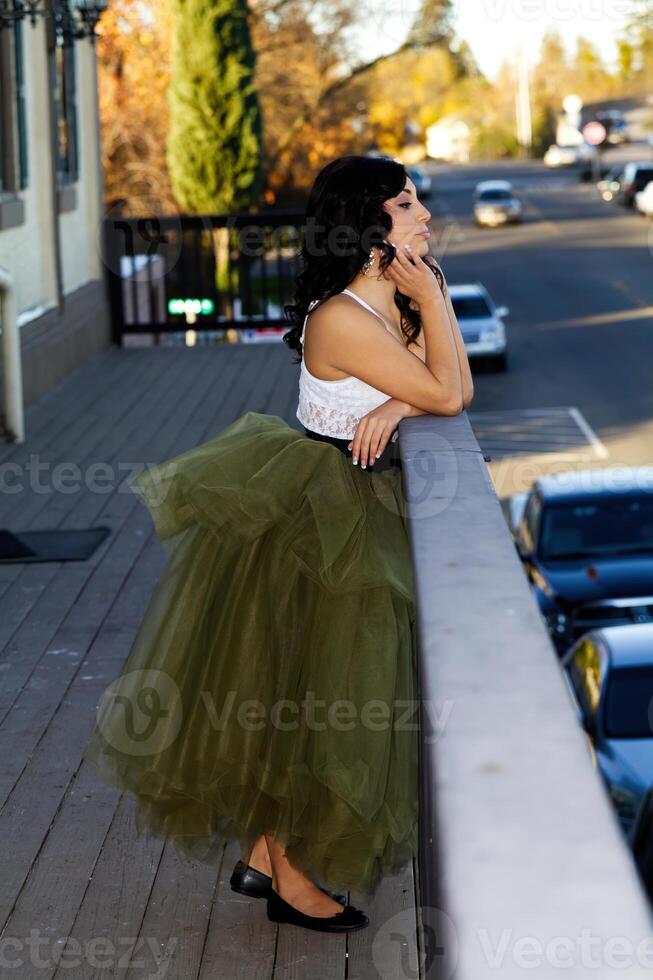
[441,287,474,408]
[312,245,466,467]
[310,249,463,417]
[427,259,474,408]
[403,264,473,410]
[381,398,429,419]
[391,267,474,416]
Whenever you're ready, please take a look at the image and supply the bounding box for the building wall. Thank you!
[0,20,57,320]
[0,13,110,419]
[59,32,104,292]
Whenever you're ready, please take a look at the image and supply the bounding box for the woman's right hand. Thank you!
[386,242,443,308]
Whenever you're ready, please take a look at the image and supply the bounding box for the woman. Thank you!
[82,155,473,936]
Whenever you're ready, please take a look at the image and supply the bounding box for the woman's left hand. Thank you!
[347,400,407,468]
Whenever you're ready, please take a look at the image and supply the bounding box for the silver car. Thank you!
[449,282,509,371]
[473,180,522,227]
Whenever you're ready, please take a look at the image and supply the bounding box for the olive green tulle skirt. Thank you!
[82,411,419,898]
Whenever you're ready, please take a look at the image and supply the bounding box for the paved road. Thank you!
[422,158,653,498]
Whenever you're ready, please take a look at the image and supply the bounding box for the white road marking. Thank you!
[568,406,609,459]
[467,406,608,460]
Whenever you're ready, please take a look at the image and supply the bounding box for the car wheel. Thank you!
[491,352,508,372]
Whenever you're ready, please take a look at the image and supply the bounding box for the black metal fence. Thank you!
[103,211,305,345]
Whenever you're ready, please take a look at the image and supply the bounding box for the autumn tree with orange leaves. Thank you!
[97,0,175,215]
[95,0,455,214]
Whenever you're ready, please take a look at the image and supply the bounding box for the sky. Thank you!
[358,0,633,79]
[454,0,632,78]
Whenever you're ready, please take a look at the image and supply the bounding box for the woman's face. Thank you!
[383,177,432,256]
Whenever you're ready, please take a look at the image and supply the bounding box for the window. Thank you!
[0,15,29,195]
[13,17,27,189]
[519,492,541,554]
[539,495,653,561]
[451,296,491,319]
[604,665,653,739]
[479,189,513,202]
[53,0,79,184]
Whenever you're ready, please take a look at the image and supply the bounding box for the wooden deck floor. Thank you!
[0,343,422,980]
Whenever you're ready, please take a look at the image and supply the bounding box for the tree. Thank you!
[251,0,451,190]
[97,0,176,216]
[531,29,568,104]
[167,0,263,214]
[621,0,653,88]
[568,36,617,101]
[617,38,636,86]
[406,0,455,48]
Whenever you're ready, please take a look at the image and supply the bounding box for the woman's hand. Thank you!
[427,255,448,296]
[347,399,409,468]
[386,242,443,308]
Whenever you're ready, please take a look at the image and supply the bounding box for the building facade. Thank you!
[0,0,109,427]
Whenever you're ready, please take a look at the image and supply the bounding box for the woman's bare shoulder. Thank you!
[309,292,375,328]
[314,293,364,313]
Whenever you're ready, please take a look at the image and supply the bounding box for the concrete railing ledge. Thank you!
[399,412,653,980]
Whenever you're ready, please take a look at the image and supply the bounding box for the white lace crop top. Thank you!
[296,288,399,440]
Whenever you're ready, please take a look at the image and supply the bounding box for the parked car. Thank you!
[629,783,653,902]
[508,467,653,654]
[616,163,653,207]
[597,168,623,202]
[595,109,629,145]
[544,144,579,168]
[544,143,595,169]
[448,283,509,371]
[473,180,522,227]
[407,166,432,198]
[635,181,653,219]
[561,623,653,835]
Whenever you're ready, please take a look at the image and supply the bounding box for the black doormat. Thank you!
[0,526,111,564]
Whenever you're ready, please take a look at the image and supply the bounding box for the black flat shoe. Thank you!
[230,860,272,899]
[266,888,369,933]
[230,861,347,905]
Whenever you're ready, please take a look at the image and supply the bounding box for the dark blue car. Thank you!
[509,467,653,654]
[561,623,653,835]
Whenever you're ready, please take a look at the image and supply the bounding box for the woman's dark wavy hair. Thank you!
[283,154,444,363]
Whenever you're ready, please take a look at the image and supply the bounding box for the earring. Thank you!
[362,248,375,275]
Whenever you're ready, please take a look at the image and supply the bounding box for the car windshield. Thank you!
[478,189,512,201]
[539,496,653,560]
[604,665,653,738]
[451,296,492,319]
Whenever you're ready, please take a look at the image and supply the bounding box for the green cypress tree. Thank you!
[167,0,263,214]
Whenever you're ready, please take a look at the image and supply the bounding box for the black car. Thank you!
[508,467,653,654]
[616,163,653,207]
[595,109,629,145]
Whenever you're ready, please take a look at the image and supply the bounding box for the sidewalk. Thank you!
[0,342,420,980]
